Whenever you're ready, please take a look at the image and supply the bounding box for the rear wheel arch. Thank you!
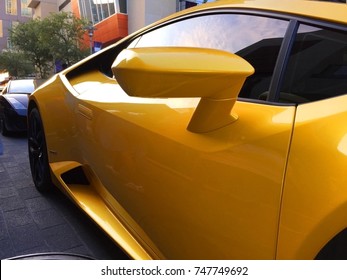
[279,202,347,259]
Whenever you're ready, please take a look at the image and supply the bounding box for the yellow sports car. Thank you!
[28,0,347,260]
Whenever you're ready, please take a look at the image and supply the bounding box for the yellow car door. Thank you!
[67,70,296,259]
[66,12,296,259]
[102,99,296,259]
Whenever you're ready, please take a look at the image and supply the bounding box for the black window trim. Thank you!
[267,19,299,103]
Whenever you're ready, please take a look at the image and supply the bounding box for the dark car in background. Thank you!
[0,79,37,136]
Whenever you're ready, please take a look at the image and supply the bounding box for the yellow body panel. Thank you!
[28,0,347,259]
[49,161,161,260]
[203,0,347,25]
[32,70,296,259]
[278,96,347,259]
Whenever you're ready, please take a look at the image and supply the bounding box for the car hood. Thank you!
[3,94,29,116]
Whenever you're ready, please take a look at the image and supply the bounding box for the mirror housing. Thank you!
[112,47,254,133]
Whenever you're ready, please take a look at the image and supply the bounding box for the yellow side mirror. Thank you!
[112,47,254,133]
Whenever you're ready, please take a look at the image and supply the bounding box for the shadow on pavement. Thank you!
[0,133,129,260]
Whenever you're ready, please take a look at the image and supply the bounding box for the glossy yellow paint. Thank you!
[31,76,165,260]
[113,48,254,99]
[50,161,162,260]
[277,95,347,259]
[113,47,254,132]
[31,68,296,259]
[91,101,294,259]
[28,0,347,260]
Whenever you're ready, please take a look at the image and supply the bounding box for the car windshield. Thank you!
[8,80,35,94]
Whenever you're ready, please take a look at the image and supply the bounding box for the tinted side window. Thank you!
[134,14,289,100]
[281,24,347,103]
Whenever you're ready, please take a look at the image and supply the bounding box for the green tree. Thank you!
[10,13,89,78]
[10,18,52,78]
[0,50,35,77]
[41,12,89,67]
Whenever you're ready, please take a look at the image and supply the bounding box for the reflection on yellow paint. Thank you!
[272,107,296,124]
[338,134,347,156]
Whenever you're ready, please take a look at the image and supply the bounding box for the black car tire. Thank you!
[0,117,9,136]
[28,107,52,192]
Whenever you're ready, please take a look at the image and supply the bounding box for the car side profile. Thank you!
[28,0,347,259]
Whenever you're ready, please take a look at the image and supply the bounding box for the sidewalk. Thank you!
[0,133,128,260]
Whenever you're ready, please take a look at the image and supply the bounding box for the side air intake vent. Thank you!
[61,166,90,185]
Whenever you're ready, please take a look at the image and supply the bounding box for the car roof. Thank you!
[165,0,347,26]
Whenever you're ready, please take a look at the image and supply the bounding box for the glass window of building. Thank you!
[21,0,32,17]
[6,0,17,15]
[78,0,127,25]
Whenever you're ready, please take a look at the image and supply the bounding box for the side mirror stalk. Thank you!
[112,47,254,133]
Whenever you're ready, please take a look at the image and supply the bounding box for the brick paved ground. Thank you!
[0,132,128,260]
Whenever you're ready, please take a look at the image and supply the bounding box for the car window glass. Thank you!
[134,14,289,100]
[280,24,347,103]
[8,80,35,94]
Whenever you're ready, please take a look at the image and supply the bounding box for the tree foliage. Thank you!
[10,12,89,79]
[0,50,35,77]
[10,18,52,78]
[41,12,90,66]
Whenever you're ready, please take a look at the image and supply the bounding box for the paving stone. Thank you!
[32,208,66,230]
[3,208,34,228]
[0,195,26,212]
[3,161,19,168]
[0,186,17,198]
[0,238,15,259]
[0,171,10,182]
[25,196,52,213]
[42,223,84,251]
[18,186,42,200]
[0,210,8,240]
[9,224,47,252]
[0,133,128,260]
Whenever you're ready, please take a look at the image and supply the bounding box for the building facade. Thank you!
[71,0,128,49]
[0,0,210,54]
[28,0,71,18]
[71,0,204,51]
[0,0,33,51]
[127,0,176,34]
